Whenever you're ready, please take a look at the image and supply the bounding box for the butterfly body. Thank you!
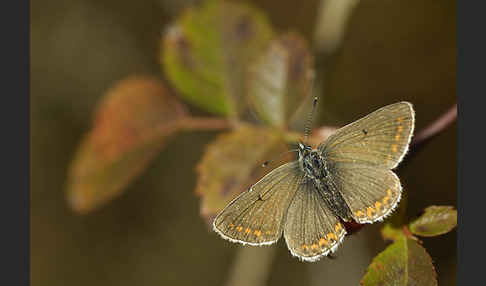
[213,102,415,262]
[299,143,353,221]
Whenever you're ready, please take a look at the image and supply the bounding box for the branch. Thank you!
[411,104,457,149]
[178,116,233,131]
[399,103,457,169]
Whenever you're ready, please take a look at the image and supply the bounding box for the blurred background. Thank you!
[31,0,456,285]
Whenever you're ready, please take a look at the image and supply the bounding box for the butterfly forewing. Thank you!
[213,162,303,245]
[318,102,415,169]
[327,162,402,224]
[284,180,347,262]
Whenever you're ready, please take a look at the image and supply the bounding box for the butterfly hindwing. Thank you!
[319,102,414,169]
[327,162,402,224]
[284,180,347,262]
[213,162,303,245]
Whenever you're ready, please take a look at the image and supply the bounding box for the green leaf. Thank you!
[409,206,457,237]
[361,236,437,286]
[247,33,314,128]
[195,125,287,224]
[66,77,187,213]
[162,0,274,117]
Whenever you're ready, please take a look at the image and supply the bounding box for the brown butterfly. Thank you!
[213,102,415,261]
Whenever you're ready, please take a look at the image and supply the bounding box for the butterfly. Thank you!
[213,102,415,262]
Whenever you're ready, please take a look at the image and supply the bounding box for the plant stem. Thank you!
[224,246,277,286]
[314,0,360,54]
[411,104,457,149]
[178,116,233,131]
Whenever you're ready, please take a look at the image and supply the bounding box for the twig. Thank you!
[178,116,234,131]
[411,104,457,149]
[399,103,457,169]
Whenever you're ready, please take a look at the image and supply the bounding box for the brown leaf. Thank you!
[195,125,288,224]
[66,76,187,213]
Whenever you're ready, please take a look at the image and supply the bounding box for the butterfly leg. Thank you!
[327,253,338,260]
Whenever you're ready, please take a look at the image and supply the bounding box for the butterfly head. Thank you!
[298,142,312,158]
[298,142,327,180]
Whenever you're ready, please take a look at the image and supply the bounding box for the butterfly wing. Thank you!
[326,162,402,224]
[318,102,414,224]
[283,180,347,262]
[213,161,304,245]
[318,102,415,169]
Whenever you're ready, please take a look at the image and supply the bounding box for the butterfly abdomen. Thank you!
[314,179,353,221]
[299,149,353,221]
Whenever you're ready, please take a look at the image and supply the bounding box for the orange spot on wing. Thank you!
[375,201,382,212]
[367,206,375,218]
[228,223,235,229]
[236,226,243,232]
[327,233,338,241]
[355,210,364,217]
[245,228,251,234]
[254,230,261,237]
[398,126,403,132]
[319,238,329,246]
[265,230,271,235]
[395,134,401,141]
[383,189,393,205]
[311,244,318,250]
[302,244,309,250]
[335,223,342,232]
[392,144,398,153]
[383,196,390,205]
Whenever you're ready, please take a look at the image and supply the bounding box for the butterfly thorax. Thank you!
[298,143,353,221]
[298,146,328,180]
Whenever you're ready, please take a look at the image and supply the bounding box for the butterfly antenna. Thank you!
[262,149,299,167]
[303,74,318,144]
